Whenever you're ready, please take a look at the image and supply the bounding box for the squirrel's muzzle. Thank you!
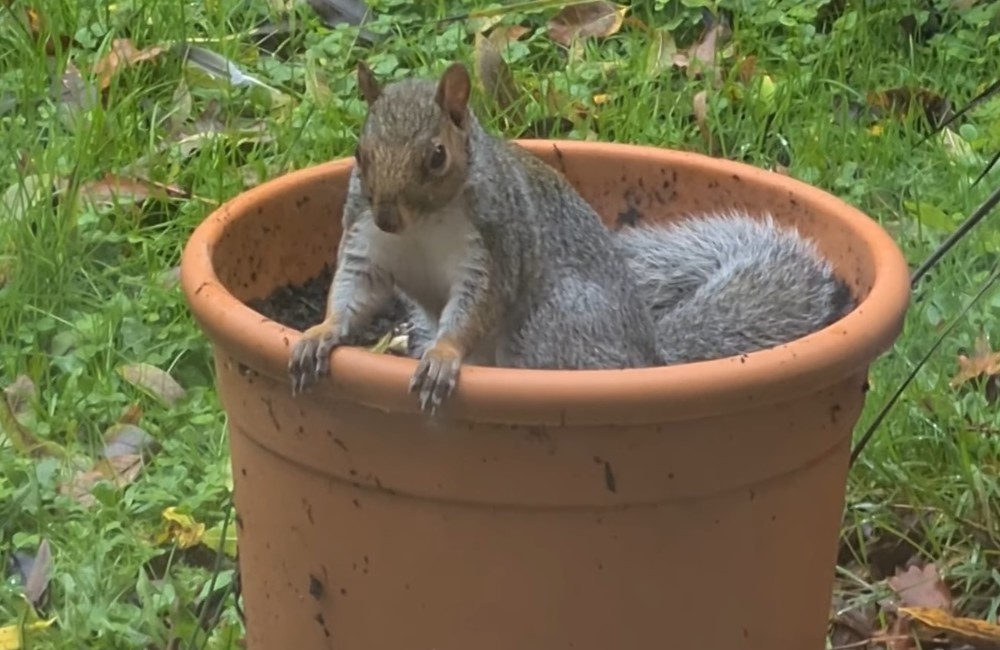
[373,203,403,234]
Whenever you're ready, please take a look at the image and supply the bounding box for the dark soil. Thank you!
[245,265,415,354]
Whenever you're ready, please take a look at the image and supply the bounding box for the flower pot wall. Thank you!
[180,141,910,650]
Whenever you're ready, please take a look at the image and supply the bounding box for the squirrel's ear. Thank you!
[357,61,381,104]
[435,62,470,128]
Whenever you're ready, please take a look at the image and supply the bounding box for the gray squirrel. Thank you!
[288,61,855,412]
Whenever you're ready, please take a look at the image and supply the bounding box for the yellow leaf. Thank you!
[156,507,206,549]
[0,618,56,650]
[899,606,1000,643]
[867,123,884,136]
[592,93,610,105]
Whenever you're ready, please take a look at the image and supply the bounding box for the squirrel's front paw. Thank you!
[409,338,463,414]
[289,319,341,396]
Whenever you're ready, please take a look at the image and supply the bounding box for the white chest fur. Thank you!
[364,205,478,318]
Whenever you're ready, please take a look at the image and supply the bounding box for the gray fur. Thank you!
[616,212,856,363]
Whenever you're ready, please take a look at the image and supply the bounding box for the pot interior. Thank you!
[210,143,876,318]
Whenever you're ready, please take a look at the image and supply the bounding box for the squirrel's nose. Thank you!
[373,204,402,234]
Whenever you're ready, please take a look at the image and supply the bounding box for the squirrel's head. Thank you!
[354,61,473,235]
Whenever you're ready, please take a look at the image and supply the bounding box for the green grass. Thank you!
[2,0,1000,647]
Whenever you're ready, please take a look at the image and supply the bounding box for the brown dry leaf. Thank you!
[117,402,144,425]
[675,21,723,82]
[92,38,166,90]
[899,606,1000,645]
[4,374,36,419]
[97,454,145,487]
[866,87,953,130]
[887,563,953,612]
[487,24,530,50]
[118,363,187,406]
[23,7,75,55]
[0,388,66,459]
[58,468,106,507]
[474,32,523,120]
[738,55,758,83]
[950,333,1000,388]
[77,174,187,209]
[547,2,628,47]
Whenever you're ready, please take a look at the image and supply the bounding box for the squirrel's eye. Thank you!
[428,143,447,172]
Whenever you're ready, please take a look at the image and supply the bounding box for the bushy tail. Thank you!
[615,212,857,364]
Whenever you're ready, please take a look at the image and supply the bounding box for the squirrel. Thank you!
[288,61,663,412]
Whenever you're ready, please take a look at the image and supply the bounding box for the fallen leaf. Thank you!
[950,333,1000,388]
[95,454,144,487]
[0,391,66,459]
[866,87,953,131]
[0,618,56,650]
[4,375,36,419]
[645,28,677,75]
[887,563,953,612]
[103,423,158,459]
[92,38,166,90]
[76,174,187,210]
[547,2,628,47]
[58,468,106,507]
[899,606,1000,645]
[22,539,51,608]
[474,32,524,120]
[53,60,98,129]
[305,0,381,42]
[2,174,62,221]
[487,24,530,50]
[21,6,75,55]
[118,363,187,406]
[676,20,723,81]
[117,402,144,425]
[156,507,207,549]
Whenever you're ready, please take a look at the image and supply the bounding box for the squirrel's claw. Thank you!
[409,342,462,414]
[289,320,340,396]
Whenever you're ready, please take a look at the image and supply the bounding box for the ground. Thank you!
[1,0,1000,648]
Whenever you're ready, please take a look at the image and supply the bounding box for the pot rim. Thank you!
[180,140,911,424]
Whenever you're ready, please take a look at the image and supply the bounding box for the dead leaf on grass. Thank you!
[103,423,159,459]
[0,390,66,459]
[156,507,207,549]
[950,333,1000,389]
[674,18,725,82]
[474,32,524,120]
[22,538,51,608]
[118,363,187,406]
[899,606,1000,646]
[547,2,628,47]
[76,174,188,210]
[887,563,953,612]
[866,87,953,131]
[117,402,144,426]
[92,38,166,91]
[4,375,36,420]
[487,24,530,50]
[645,27,678,76]
[53,60,98,129]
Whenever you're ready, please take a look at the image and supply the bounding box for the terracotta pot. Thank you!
[180,140,910,650]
